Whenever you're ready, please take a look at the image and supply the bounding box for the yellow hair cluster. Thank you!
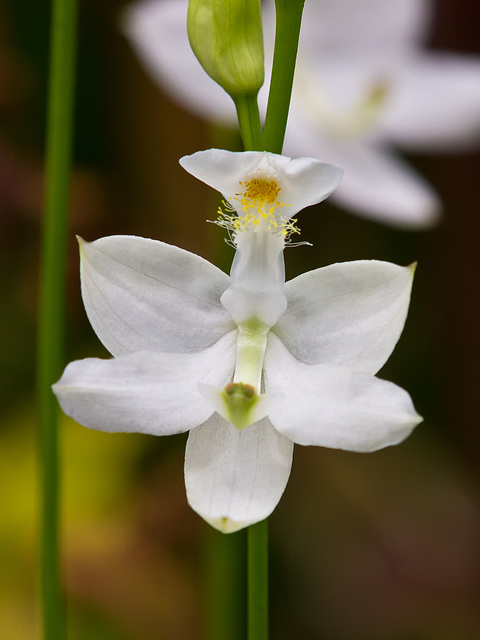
[211,176,300,244]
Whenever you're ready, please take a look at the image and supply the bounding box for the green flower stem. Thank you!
[37,0,78,637]
[263,0,305,154]
[204,528,246,640]
[248,519,269,640]
[234,93,264,151]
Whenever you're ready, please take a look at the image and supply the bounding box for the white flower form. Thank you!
[123,0,480,228]
[53,149,422,533]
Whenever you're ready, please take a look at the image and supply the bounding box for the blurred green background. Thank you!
[2,0,480,638]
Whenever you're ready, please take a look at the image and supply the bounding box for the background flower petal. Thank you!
[298,0,431,52]
[185,413,293,533]
[330,143,440,227]
[381,54,480,151]
[53,330,237,436]
[265,334,422,452]
[80,235,235,357]
[283,120,440,227]
[274,260,414,375]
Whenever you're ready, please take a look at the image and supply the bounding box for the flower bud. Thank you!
[187,0,264,97]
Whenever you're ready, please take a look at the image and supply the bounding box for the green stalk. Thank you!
[248,519,269,640]
[37,0,78,637]
[263,0,305,154]
[204,528,246,640]
[234,92,264,151]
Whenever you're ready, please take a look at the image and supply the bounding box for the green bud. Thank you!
[187,0,264,97]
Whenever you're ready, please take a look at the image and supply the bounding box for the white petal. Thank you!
[180,149,342,218]
[381,54,480,151]
[265,334,422,453]
[122,0,235,122]
[53,330,237,436]
[185,413,293,533]
[274,260,414,374]
[80,235,234,357]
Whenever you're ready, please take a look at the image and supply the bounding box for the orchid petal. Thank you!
[265,333,422,452]
[180,149,343,218]
[381,54,480,151]
[53,330,237,436]
[274,260,414,374]
[80,235,234,358]
[185,413,293,533]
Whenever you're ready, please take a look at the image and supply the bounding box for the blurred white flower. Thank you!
[53,149,422,533]
[124,0,480,227]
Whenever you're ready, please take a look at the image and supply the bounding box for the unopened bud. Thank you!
[187,0,264,97]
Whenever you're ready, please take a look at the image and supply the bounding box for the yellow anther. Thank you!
[239,178,280,205]
[209,174,300,245]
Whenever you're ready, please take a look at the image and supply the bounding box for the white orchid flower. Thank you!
[53,149,422,533]
[123,0,480,228]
